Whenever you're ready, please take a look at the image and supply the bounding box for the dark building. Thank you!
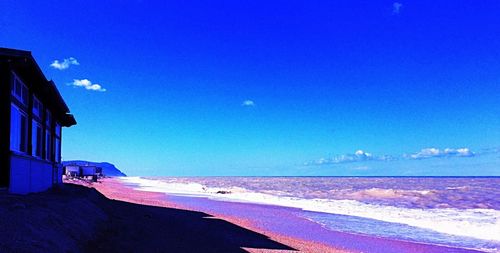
[0,48,76,194]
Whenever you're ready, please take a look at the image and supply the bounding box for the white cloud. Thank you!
[305,147,476,166]
[408,148,475,159]
[393,2,403,14]
[71,79,106,92]
[305,150,394,166]
[242,100,255,107]
[50,57,79,70]
[355,150,373,158]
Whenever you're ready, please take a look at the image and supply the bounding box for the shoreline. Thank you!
[81,177,345,253]
[79,177,488,253]
[2,180,297,252]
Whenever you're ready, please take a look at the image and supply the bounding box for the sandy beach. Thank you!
[0,179,344,253]
[75,178,487,253]
[84,178,346,253]
[1,178,489,253]
[4,3,498,253]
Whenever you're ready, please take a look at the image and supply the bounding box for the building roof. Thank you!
[0,47,76,127]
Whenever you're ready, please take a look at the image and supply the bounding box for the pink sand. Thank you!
[72,178,485,253]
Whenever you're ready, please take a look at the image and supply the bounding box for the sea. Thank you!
[121,176,500,252]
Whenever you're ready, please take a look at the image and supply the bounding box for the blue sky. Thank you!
[1,1,499,176]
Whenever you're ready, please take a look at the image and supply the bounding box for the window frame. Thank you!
[33,95,43,120]
[54,122,62,163]
[45,129,52,162]
[46,109,52,127]
[45,109,54,162]
[32,120,43,158]
[54,137,61,163]
[10,103,29,154]
[55,123,61,138]
[11,72,29,106]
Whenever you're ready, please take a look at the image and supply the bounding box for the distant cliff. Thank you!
[62,161,127,177]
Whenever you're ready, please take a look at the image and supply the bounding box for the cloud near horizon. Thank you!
[71,79,106,92]
[393,2,403,14]
[50,57,79,70]
[242,100,255,107]
[304,150,395,166]
[306,147,476,166]
[406,148,474,159]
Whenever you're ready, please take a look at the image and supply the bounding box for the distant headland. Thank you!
[63,161,127,177]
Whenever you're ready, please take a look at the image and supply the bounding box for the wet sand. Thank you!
[86,178,345,253]
[85,178,486,253]
[0,181,298,252]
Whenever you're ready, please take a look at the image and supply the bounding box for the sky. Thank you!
[1,1,499,176]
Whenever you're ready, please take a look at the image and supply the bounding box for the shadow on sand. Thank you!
[86,187,295,253]
[0,184,295,253]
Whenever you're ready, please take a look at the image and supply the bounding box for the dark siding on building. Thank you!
[0,63,11,187]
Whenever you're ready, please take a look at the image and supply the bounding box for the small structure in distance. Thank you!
[63,160,126,177]
[63,164,103,182]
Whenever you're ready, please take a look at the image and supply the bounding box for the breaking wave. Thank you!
[121,177,500,244]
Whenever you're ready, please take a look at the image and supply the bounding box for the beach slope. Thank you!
[0,183,294,253]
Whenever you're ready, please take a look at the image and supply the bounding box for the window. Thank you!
[10,73,29,154]
[32,95,44,158]
[55,138,61,163]
[10,104,28,153]
[55,123,61,138]
[11,73,28,105]
[45,130,52,162]
[45,109,53,161]
[32,121,43,158]
[46,110,52,127]
[55,123,62,163]
[33,96,43,119]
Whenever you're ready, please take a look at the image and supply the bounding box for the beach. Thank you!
[3,2,499,252]
[0,179,340,253]
[116,176,499,252]
[77,177,493,253]
[1,178,494,252]
[85,178,345,253]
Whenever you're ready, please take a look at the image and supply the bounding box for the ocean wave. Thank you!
[341,187,434,199]
[121,177,500,242]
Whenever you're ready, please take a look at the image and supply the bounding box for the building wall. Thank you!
[7,69,64,194]
[9,153,55,194]
[1,52,72,194]
[0,64,11,188]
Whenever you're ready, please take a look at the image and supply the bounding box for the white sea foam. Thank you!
[121,177,500,243]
